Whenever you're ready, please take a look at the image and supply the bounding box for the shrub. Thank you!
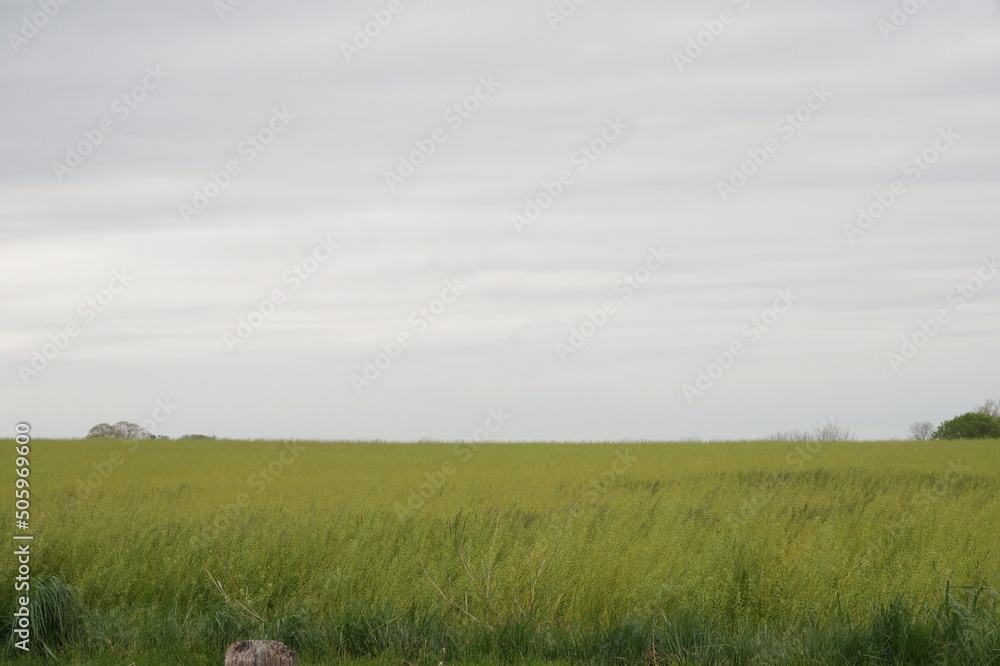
[932,412,1000,440]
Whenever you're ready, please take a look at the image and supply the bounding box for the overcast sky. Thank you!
[2,0,998,441]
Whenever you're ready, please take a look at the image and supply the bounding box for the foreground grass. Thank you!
[1,439,998,663]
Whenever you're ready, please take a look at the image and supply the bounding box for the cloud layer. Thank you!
[2,0,999,439]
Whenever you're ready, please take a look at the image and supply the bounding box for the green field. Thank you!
[3,439,999,664]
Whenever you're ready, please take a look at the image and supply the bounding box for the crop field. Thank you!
[2,438,999,664]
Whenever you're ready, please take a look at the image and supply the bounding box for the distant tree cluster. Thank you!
[86,421,158,440]
[84,421,216,440]
[910,400,1000,441]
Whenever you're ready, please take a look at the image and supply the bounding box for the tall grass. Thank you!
[1,438,998,663]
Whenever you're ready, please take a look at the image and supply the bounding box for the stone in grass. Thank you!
[224,640,297,666]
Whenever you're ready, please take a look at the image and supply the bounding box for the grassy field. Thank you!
[2,438,999,664]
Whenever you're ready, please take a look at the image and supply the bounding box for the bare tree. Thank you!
[766,421,855,442]
[909,421,935,440]
[86,421,154,439]
[85,423,117,438]
[974,399,1000,419]
[813,421,855,441]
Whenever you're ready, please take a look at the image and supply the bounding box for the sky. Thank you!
[2,0,998,441]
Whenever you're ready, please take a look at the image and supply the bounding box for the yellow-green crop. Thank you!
[2,438,998,664]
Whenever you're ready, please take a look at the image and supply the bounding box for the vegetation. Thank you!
[1,438,998,664]
[767,421,854,442]
[974,399,1000,419]
[84,421,154,440]
[907,398,1000,441]
[908,421,934,441]
[933,413,1000,440]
